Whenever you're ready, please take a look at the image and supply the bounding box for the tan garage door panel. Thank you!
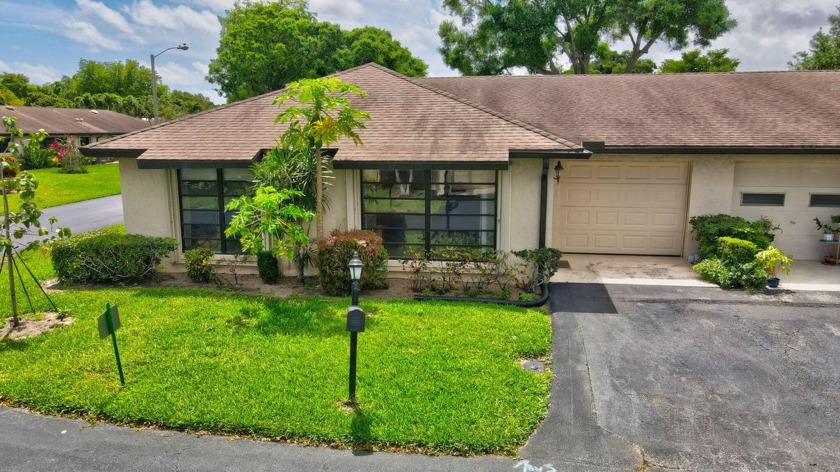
[554,162,689,255]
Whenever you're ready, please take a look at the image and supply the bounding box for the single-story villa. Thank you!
[82,63,840,271]
[1,106,149,146]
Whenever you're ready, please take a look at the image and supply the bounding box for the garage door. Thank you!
[553,161,689,255]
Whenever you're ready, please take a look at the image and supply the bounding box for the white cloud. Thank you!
[0,60,63,84]
[310,0,365,23]
[156,61,209,89]
[76,0,135,35]
[124,0,220,35]
[190,0,237,11]
[60,19,123,51]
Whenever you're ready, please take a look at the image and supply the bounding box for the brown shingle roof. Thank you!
[415,70,840,150]
[0,106,149,136]
[84,63,584,167]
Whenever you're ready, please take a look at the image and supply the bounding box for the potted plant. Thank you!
[755,246,793,288]
[813,216,840,242]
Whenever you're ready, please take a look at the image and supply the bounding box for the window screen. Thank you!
[361,169,497,258]
[741,193,785,206]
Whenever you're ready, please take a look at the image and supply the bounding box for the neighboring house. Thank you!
[1,106,149,146]
[82,63,840,268]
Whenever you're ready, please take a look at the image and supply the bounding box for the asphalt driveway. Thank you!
[522,283,840,471]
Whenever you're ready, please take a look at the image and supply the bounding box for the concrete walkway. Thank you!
[554,254,840,291]
[14,195,123,249]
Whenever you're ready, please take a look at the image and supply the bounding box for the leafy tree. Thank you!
[590,44,657,74]
[224,186,313,260]
[439,0,736,75]
[660,48,739,73]
[207,0,427,102]
[274,77,370,241]
[1,116,70,326]
[0,73,35,101]
[789,7,840,70]
[0,86,23,106]
[23,91,73,108]
[72,59,154,98]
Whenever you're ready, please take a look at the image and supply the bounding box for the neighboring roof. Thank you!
[83,63,585,168]
[0,106,149,136]
[415,70,840,152]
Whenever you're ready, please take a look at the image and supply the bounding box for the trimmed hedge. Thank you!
[717,237,759,265]
[316,230,388,296]
[51,232,177,283]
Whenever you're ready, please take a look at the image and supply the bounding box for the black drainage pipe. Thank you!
[412,283,550,308]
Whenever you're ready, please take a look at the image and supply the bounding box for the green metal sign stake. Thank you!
[99,303,125,387]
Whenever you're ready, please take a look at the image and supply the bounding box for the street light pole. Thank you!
[150,43,188,125]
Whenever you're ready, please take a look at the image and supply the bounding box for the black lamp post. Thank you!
[346,251,365,404]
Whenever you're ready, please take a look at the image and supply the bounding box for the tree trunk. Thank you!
[315,144,324,241]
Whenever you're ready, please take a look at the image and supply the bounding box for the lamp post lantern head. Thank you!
[177,43,189,51]
[349,251,363,282]
[554,161,564,182]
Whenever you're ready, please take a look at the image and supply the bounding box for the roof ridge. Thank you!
[417,69,840,80]
[396,73,581,150]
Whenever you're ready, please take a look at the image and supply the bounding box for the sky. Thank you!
[0,0,837,105]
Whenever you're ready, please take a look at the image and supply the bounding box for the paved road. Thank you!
[2,284,840,471]
[14,195,123,249]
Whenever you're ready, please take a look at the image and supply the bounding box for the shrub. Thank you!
[717,237,759,265]
[689,214,770,260]
[693,237,770,290]
[20,138,55,169]
[694,257,727,284]
[184,247,216,283]
[316,230,388,295]
[51,137,89,174]
[513,247,564,293]
[52,233,177,283]
[257,250,280,283]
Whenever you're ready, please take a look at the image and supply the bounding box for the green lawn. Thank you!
[0,250,552,455]
[5,163,121,211]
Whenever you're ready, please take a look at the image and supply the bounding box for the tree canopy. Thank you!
[439,0,736,75]
[1,61,215,120]
[660,48,739,73]
[789,7,840,70]
[207,0,427,102]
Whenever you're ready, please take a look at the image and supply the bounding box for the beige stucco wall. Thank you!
[503,158,544,252]
[119,157,174,238]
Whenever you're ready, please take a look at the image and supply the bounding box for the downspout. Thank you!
[413,158,551,307]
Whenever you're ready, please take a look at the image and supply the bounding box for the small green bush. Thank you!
[257,250,280,284]
[694,257,727,284]
[316,230,388,295]
[20,139,55,169]
[184,247,216,283]
[694,237,770,290]
[52,233,176,283]
[513,247,564,293]
[690,214,770,260]
[717,237,759,265]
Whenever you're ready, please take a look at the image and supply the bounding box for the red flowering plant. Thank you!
[51,136,88,174]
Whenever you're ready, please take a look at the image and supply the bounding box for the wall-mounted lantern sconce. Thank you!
[554,161,564,182]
